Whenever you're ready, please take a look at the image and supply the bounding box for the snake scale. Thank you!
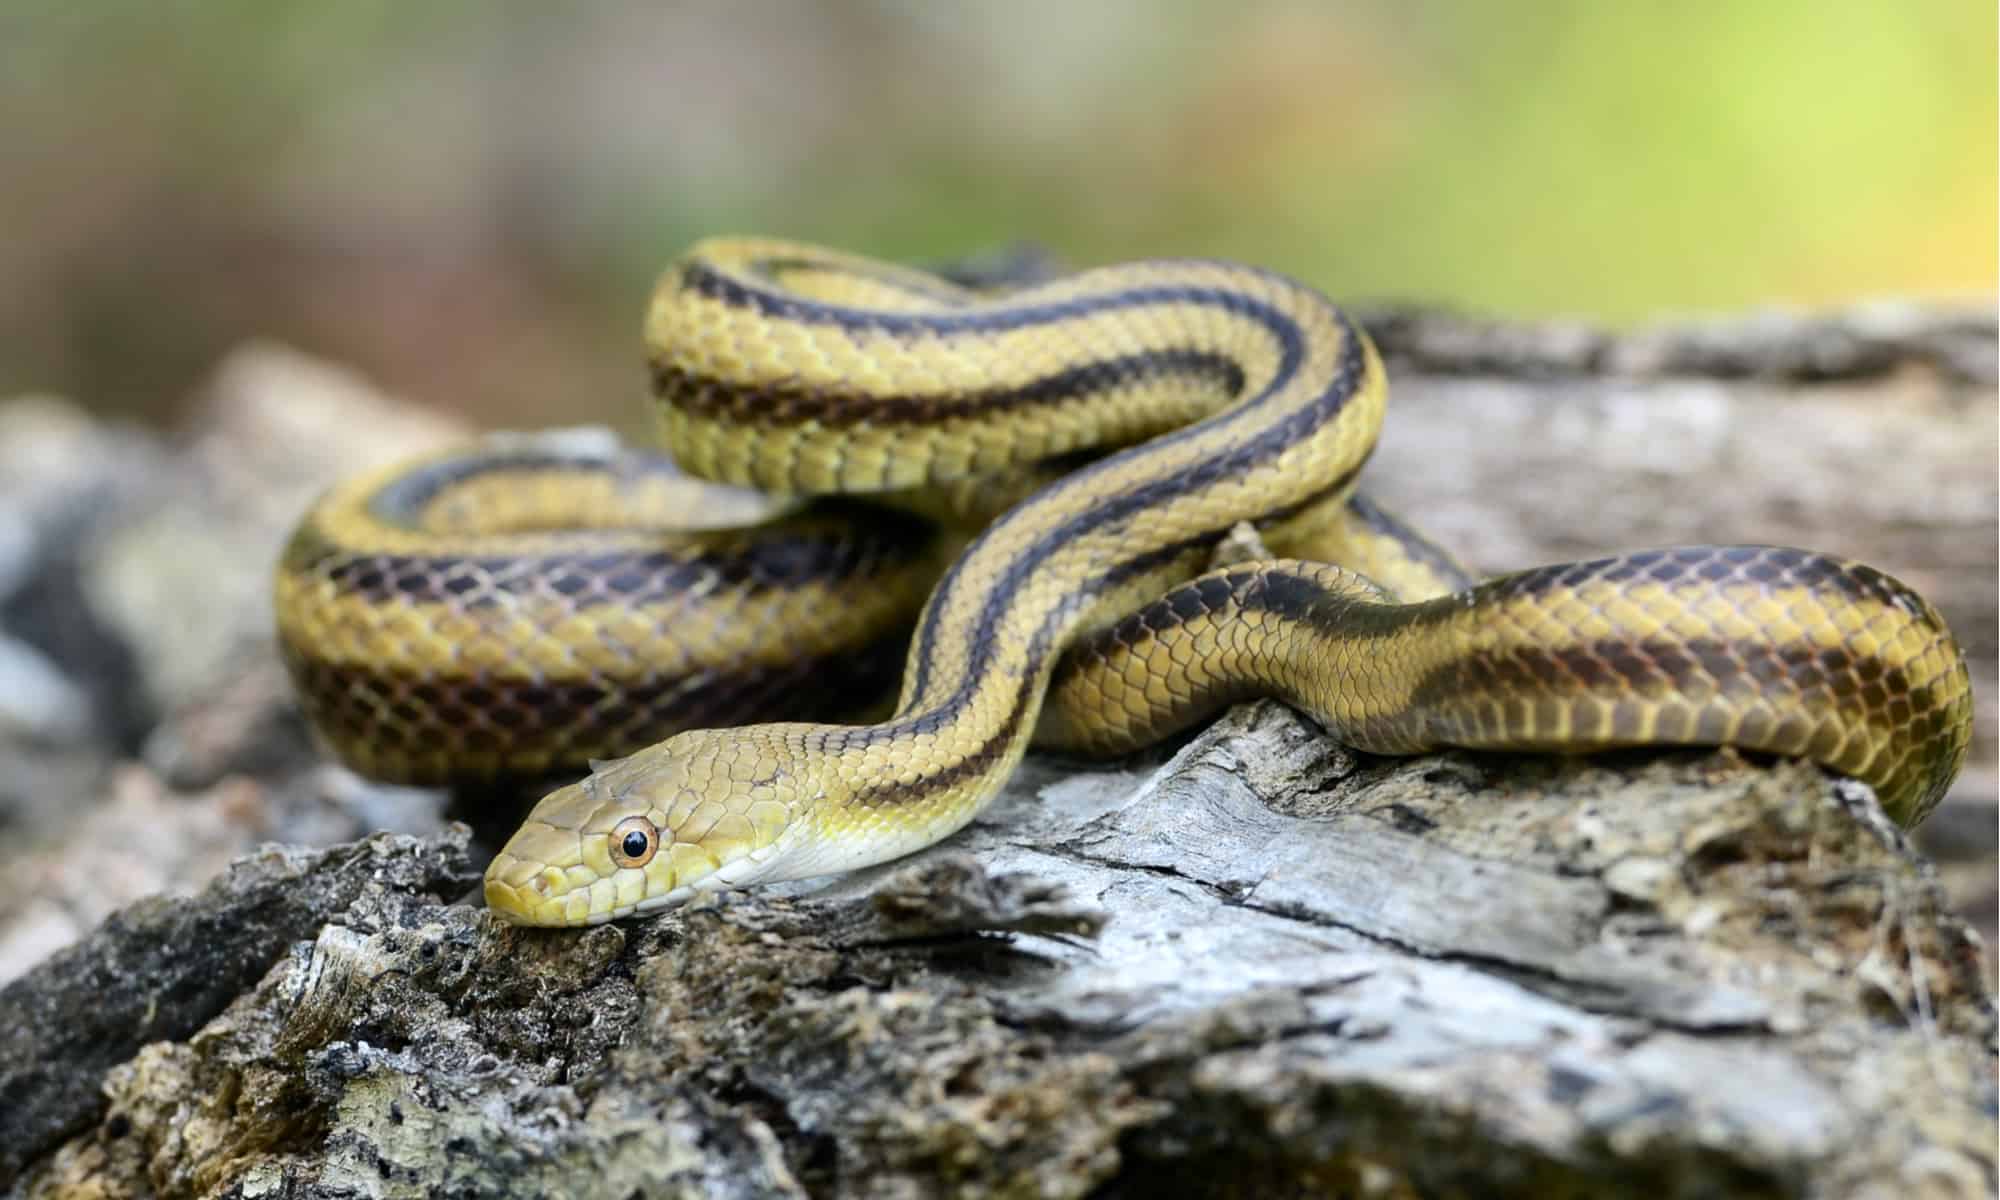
[272,238,1973,927]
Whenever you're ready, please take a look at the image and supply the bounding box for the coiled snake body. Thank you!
[272,239,1973,926]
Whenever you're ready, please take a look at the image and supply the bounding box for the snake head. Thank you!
[483,729,807,926]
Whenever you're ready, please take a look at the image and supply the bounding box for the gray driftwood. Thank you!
[0,303,1993,1198]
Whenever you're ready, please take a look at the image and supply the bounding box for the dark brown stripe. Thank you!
[887,418,1371,717]
[830,676,1040,803]
[653,349,1244,429]
[1409,637,1924,724]
[1488,545,1940,623]
[286,501,938,611]
[838,533,1257,803]
[681,259,1301,340]
[1032,546,1943,724]
[283,631,910,787]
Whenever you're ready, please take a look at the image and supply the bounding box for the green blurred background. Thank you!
[2,1,1992,430]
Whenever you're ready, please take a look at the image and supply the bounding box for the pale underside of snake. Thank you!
[271,238,1973,927]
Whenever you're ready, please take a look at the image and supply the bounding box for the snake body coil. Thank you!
[272,239,1973,927]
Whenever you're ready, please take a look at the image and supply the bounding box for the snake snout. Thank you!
[483,817,593,925]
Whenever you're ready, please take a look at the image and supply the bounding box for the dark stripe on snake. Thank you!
[285,631,911,785]
[1409,637,1926,741]
[287,505,938,609]
[1499,546,1934,617]
[682,257,1300,340]
[652,348,1246,429]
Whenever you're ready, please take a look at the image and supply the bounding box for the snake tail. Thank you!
[1037,550,1971,827]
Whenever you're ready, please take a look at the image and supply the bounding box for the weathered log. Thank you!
[11,707,1994,1198]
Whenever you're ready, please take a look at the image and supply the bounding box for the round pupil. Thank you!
[621,829,650,859]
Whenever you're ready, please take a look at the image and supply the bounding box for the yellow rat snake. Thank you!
[273,238,1973,926]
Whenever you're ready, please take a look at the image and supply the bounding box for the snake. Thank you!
[271,237,1974,927]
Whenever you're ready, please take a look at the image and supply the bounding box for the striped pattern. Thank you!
[653,350,1246,428]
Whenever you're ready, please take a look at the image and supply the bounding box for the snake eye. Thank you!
[610,816,658,868]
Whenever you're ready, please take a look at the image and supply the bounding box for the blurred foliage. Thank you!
[0,0,1992,428]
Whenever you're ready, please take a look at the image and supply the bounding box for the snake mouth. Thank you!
[484,876,652,927]
[483,852,675,926]
[483,871,551,925]
[484,848,753,926]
